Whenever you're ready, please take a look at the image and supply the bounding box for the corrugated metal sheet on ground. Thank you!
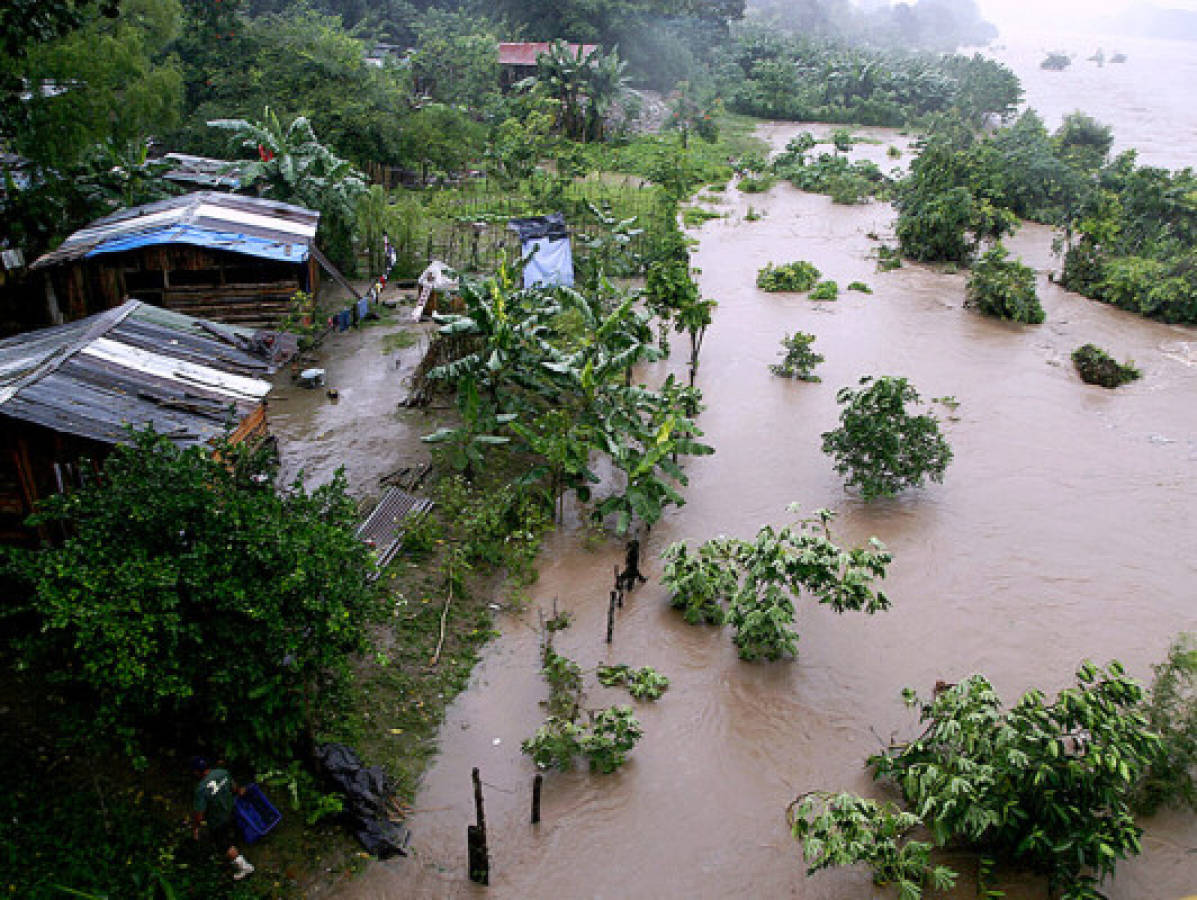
[357,487,435,571]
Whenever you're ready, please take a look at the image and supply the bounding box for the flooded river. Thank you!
[330,51,1197,899]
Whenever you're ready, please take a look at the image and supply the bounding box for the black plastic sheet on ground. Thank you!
[314,742,411,858]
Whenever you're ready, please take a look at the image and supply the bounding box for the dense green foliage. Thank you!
[757,260,821,292]
[788,792,955,896]
[874,664,1157,897]
[720,32,1018,127]
[661,507,891,661]
[660,540,736,625]
[964,244,1045,323]
[770,331,823,381]
[821,376,953,500]
[1136,633,1197,814]
[0,744,241,899]
[209,109,367,269]
[1058,154,1197,323]
[771,131,889,202]
[809,279,839,301]
[889,109,1196,325]
[1071,343,1141,388]
[3,430,380,765]
[792,662,1162,897]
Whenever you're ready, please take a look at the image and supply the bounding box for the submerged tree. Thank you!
[661,507,891,660]
[1135,632,1197,814]
[964,244,1045,324]
[769,331,823,381]
[790,662,1160,897]
[821,376,953,500]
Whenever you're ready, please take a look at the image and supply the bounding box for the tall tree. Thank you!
[4,430,381,764]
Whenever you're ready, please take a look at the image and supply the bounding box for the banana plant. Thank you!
[422,377,514,481]
[428,273,561,403]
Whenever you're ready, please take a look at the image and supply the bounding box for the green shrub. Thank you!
[847,281,872,293]
[809,280,839,300]
[662,508,891,663]
[821,376,953,500]
[770,331,824,381]
[1136,633,1197,814]
[876,245,902,271]
[738,174,776,193]
[1071,343,1141,387]
[6,429,380,764]
[660,540,735,624]
[597,664,671,700]
[870,663,1156,894]
[965,245,1045,323]
[522,716,585,771]
[580,706,644,773]
[757,260,821,292]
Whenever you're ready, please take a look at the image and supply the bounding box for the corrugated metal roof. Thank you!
[0,299,274,447]
[498,42,598,66]
[31,191,319,269]
[85,223,308,264]
[163,153,245,190]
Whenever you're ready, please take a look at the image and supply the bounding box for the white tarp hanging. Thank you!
[522,237,574,289]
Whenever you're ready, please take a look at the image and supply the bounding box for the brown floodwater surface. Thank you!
[329,119,1196,897]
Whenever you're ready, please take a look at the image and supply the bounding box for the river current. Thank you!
[334,36,1197,900]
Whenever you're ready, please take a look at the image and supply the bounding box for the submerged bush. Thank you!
[1136,633,1197,815]
[964,244,1045,324]
[770,331,824,381]
[809,280,839,301]
[757,260,821,292]
[1071,343,1141,387]
[821,375,953,500]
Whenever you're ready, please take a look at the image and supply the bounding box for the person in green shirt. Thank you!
[190,757,255,881]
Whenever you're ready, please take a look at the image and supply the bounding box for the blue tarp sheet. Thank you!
[85,224,310,263]
[522,237,574,288]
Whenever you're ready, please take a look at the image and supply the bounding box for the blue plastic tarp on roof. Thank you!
[85,224,310,263]
[522,237,574,289]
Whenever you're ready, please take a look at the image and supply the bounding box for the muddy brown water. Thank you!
[313,116,1196,899]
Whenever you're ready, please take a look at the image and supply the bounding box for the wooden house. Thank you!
[0,299,275,546]
[498,42,598,89]
[29,192,333,328]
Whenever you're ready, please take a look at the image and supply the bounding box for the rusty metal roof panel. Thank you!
[498,42,598,66]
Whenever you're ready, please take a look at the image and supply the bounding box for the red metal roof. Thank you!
[498,42,598,67]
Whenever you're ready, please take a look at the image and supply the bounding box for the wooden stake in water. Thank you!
[468,767,489,884]
[606,590,616,643]
[531,774,543,825]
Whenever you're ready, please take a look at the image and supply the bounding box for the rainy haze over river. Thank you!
[322,31,1197,900]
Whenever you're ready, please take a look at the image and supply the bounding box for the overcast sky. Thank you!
[973,0,1197,32]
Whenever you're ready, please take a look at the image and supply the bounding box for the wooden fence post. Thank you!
[468,767,489,884]
[531,774,543,825]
